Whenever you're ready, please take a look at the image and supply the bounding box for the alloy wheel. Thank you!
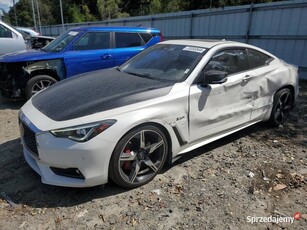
[274,90,292,124]
[118,129,166,184]
[31,80,54,95]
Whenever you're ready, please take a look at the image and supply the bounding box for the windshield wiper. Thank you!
[124,71,143,77]
[140,73,155,80]
[124,71,155,80]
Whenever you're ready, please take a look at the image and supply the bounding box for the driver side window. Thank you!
[73,32,110,51]
[203,49,250,75]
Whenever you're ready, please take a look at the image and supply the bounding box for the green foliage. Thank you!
[68,4,84,23]
[7,0,279,26]
[148,0,162,14]
[97,0,129,20]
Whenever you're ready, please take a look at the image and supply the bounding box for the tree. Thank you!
[6,0,280,26]
[68,4,84,23]
[148,0,162,14]
[97,0,129,20]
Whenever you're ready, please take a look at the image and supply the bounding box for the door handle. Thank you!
[243,75,253,82]
[101,54,112,59]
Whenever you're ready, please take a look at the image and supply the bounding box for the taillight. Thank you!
[159,33,164,41]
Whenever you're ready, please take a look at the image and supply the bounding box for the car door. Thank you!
[112,32,144,66]
[189,48,256,142]
[0,23,26,55]
[64,31,113,78]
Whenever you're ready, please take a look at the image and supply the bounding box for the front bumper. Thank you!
[20,118,117,187]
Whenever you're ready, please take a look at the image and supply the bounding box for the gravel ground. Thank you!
[0,81,306,230]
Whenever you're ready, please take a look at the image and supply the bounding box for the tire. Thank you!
[109,125,168,189]
[268,88,293,127]
[25,75,57,99]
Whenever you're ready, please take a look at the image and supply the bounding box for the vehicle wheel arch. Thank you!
[268,85,294,127]
[276,85,295,107]
[112,121,173,166]
[108,121,173,188]
[24,74,58,99]
[30,69,60,81]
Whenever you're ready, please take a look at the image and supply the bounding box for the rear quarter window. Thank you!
[115,32,144,48]
[139,33,153,44]
[247,49,272,69]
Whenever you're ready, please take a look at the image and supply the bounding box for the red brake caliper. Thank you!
[122,148,131,171]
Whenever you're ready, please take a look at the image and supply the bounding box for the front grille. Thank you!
[21,122,39,157]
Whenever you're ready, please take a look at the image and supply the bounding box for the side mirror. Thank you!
[199,70,228,86]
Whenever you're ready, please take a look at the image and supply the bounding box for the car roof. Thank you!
[161,39,235,48]
[70,26,160,33]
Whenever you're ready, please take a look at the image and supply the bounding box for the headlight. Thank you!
[50,120,116,142]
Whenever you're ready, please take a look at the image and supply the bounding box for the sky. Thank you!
[0,0,19,12]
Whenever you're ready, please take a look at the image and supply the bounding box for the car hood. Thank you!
[0,49,63,62]
[32,68,174,121]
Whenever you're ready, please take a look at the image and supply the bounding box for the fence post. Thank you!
[189,12,193,38]
[245,3,254,43]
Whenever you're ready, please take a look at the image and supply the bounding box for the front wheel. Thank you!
[269,88,293,127]
[25,75,57,99]
[109,125,168,189]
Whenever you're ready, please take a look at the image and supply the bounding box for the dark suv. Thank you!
[0,26,162,99]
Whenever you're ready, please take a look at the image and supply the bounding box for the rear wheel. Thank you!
[109,125,168,189]
[269,88,293,127]
[25,75,57,99]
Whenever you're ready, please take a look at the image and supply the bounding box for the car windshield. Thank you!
[43,30,80,52]
[119,44,206,82]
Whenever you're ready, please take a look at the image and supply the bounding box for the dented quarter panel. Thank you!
[250,59,299,121]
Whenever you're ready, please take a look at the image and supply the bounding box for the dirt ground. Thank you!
[0,81,306,230]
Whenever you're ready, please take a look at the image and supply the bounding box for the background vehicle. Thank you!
[0,21,26,55]
[29,35,55,49]
[16,27,40,37]
[19,40,299,189]
[0,26,163,99]
[15,27,54,49]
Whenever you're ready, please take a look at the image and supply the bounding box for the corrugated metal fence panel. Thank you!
[40,0,307,79]
[247,1,307,78]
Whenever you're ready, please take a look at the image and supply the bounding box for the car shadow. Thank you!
[162,122,271,172]
[0,122,272,209]
[0,138,129,209]
[0,96,25,110]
